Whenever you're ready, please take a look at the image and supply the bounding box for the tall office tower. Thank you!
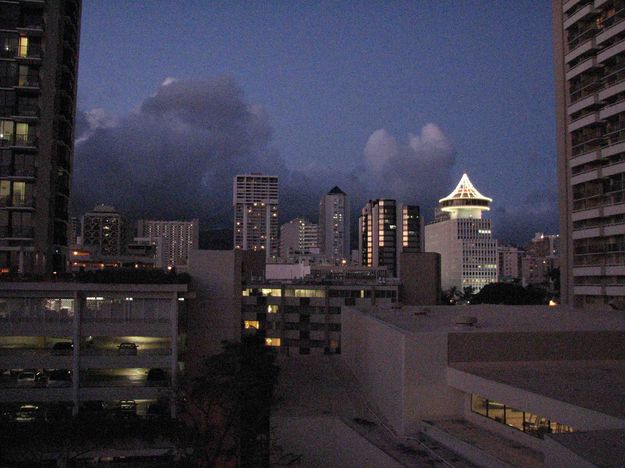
[358,199,421,277]
[319,186,350,261]
[137,218,199,267]
[553,2,625,306]
[233,173,279,259]
[279,217,318,257]
[81,204,123,257]
[425,174,497,292]
[0,0,81,275]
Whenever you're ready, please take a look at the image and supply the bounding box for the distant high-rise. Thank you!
[358,199,421,277]
[319,186,350,262]
[233,174,278,259]
[553,2,625,306]
[425,174,497,292]
[280,217,318,257]
[81,204,123,257]
[0,0,81,275]
[137,218,199,267]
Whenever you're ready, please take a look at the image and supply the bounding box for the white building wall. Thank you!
[341,307,407,432]
[425,220,463,291]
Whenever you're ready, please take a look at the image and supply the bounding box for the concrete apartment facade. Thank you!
[0,281,186,418]
[137,218,199,268]
[241,279,400,356]
[279,217,318,258]
[0,0,81,275]
[319,186,350,262]
[233,173,279,260]
[342,304,625,467]
[554,0,625,306]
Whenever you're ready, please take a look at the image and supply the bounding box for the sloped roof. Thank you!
[328,186,346,195]
[439,173,492,203]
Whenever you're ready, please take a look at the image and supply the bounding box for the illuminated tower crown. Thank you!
[439,173,492,219]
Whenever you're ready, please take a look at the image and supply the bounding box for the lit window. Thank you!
[265,337,281,347]
[267,305,279,313]
[244,320,260,329]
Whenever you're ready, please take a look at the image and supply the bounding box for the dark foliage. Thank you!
[471,282,548,305]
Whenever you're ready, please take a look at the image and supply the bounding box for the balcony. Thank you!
[568,112,600,132]
[596,8,625,46]
[566,56,599,81]
[16,45,42,61]
[13,133,37,147]
[564,4,595,30]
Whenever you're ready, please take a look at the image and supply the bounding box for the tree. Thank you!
[176,335,279,467]
[471,282,548,305]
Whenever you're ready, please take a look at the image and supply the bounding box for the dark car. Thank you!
[146,368,167,386]
[47,369,72,387]
[118,342,138,355]
[51,341,73,356]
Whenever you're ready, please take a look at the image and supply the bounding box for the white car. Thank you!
[15,404,39,423]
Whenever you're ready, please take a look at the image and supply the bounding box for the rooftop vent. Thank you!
[455,316,478,327]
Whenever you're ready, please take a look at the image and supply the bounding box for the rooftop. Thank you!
[363,304,625,334]
[547,429,625,467]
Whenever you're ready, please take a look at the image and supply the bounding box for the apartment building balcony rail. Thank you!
[596,7,625,45]
[564,3,595,30]
[0,310,73,323]
[568,25,597,51]
[572,137,603,156]
[0,227,35,239]
[570,80,601,104]
[0,166,36,178]
[13,133,37,147]
[15,76,40,89]
[0,196,34,209]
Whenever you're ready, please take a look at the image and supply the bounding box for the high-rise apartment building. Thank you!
[233,174,278,259]
[0,0,81,275]
[358,199,421,277]
[319,186,350,261]
[81,204,123,257]
[279,217,318,257]
[553,1,625,306]
[425,174,497,292]
[137,218,199,267]
[497,244,523,283]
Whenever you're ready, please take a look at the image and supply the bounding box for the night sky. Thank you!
[73,1,556,245]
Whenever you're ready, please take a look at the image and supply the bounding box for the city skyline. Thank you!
[71,1,556,245]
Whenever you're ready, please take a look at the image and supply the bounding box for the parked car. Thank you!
[146,403,167,419]
[15,404,39,423]
[16,370,37,387]
[47,369,72,387]
[118,342,138,355]
[146,368,167,386]
[119,400,137,418]
[51,341,73,355]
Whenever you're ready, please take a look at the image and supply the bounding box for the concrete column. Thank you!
[71,291,81,415]
[170,294,178,418]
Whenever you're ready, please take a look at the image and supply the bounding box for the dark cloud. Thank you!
[74,76,556,245]
[492,187,559,245]
[72,77,458,237]
[72,76,557,243]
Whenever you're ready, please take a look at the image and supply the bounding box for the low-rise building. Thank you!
[242,279,400,356]
[342,304,625,467]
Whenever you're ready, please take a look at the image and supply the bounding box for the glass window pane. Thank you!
[471,394,488,417]
[506,407,524,431]
[487,400,505,423]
